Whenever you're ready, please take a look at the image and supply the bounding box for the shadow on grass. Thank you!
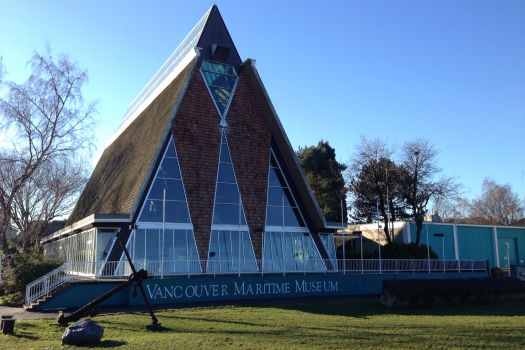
[75,340,127,348]
[159,314,266,328]
[259,296,525,318]
[94,340,127,348]
[8,332,39,340]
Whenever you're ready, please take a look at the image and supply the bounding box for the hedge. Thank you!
[381,278,525,307]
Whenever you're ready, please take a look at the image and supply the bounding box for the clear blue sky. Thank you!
[1,0,524,201]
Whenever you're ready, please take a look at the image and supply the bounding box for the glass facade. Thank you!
[117,228,200,275]
[138,137,191,224]
[118,135,201,275]
[266,156,305,227]
[207,230,257,273]
[320,233,338,269]
[263,152,326,272]
[43,228,119,275]
[263,231,325,272]
[200,60,238,117]
[208,129,257,272]
[95,230,116,264]
[212,131,247,225]
[43,229,95,263]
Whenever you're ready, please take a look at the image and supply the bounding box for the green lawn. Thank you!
[3,297,525,349]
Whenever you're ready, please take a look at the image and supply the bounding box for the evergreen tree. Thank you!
[297,141,347,223]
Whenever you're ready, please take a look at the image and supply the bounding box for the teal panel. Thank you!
[418,223,455,260]
[38,282,129,311]
[408,223,455,260]
[409,223,418,243]
[408,223,525,268]
[496,227,525,266]
[498,237,518,267]
[456,226,495,267]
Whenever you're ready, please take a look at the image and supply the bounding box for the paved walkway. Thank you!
[0,306,56,320]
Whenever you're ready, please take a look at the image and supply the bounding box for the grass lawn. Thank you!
[2,297,525,349]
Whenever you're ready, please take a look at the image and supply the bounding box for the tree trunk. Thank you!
[414,213,423,246]
[383,216,392,244]
[0,209,10,255]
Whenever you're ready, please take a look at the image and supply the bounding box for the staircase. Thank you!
[24,263,76,310]
[24,281,72,310]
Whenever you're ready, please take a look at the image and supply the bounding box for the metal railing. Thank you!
[25,263,73,306]
[116,7,210,133]
[25,258,488,306]
[337,259,487,274]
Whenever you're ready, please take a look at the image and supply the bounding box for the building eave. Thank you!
[40,214,130,244]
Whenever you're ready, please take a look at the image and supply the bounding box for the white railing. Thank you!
[337,259,487,274]
[25,263,73,306]
[116,7,210,133]
[25,258,488,306]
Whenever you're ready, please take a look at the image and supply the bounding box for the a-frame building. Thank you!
[42,5,337,275]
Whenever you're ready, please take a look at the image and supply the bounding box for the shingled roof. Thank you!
[67,62,195,225]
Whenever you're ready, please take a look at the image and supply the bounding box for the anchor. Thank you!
[57,228,162,331]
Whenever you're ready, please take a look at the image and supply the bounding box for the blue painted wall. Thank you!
[36,272,488,311]
[407,223,525,269]
[409,223,455,260]
[456,226,495,266]
[496,227,525,266]
[40,281,130,310]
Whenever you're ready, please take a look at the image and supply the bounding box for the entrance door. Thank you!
[498,238,518,268]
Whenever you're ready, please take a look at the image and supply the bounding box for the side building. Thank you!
[341,221,525,273]
[41,5,338,277]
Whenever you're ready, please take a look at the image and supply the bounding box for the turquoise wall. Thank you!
[39,281,129,310]
[409,223,455,260]
[496,227,525,267]
[407,222,525,269]
[456,226,494,266]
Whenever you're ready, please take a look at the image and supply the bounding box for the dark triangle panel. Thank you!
[196,5,242,67]
[173,69,222,261]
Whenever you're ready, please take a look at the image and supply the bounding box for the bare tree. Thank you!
[470,178,524,225]
[347,137,408,243]
[0,49,95,260]
[431,195,470,222]
[10,156,88,248]
[400,139,459,245]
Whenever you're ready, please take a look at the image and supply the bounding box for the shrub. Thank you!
[491,267,507,278]
[381,278,525,308]
[381,242,438,259]
[0,247,61,304]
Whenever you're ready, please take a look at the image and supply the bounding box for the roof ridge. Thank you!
[105,6,213,149]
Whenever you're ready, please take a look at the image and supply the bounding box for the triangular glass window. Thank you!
[114,135,201,277]
[211,130,246,225]
[265,154,305,228]
[263,151,325,273]
[200,60,238,118]
[207,130,258,273]
[138,136,191,224]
